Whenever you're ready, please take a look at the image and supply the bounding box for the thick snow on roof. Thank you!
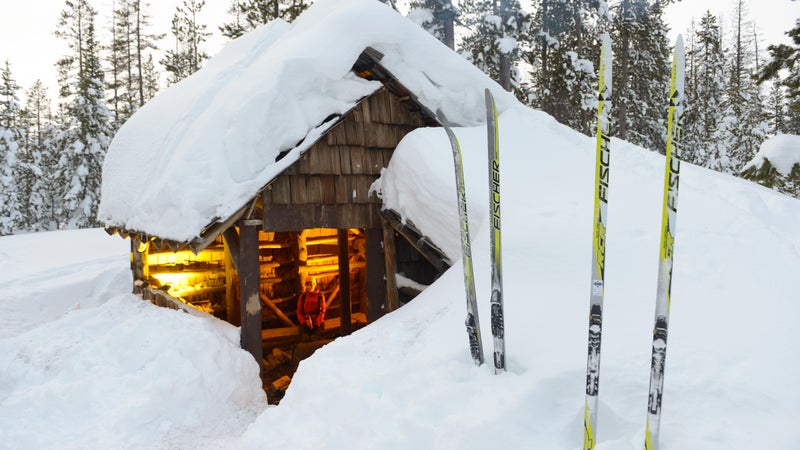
[742,134,800,175]
[98,0,516,242]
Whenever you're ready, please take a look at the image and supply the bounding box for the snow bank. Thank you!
[742,133,800,175]
[0,294,267,449]
[3,104,800,449]
[0,228,132,339]
[98,0,515,243]
[239,107,800,449]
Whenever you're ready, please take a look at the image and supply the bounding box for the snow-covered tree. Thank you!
[0,60,24,235]
[720,0,768,173]
[21,81,58,232]
[460,0,530,92]
[107,0,163,127]
[407,0,458,50]
[54,0,114,229]
[524,0,608,134]
[682,11,727,169]
[162,0,211,85]
[757,19,800,134]
[764,82,787,134]
[220,0,310,39]
[610,0,670,152]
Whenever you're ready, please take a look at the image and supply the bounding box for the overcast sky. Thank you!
[0,0,797,97]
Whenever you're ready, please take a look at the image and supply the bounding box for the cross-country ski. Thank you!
[438,110,484,367]
[644,35,686,450]
[583,33,612,450]
[485,88,505,374]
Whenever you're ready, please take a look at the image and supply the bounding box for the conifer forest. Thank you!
[1,0,798,235]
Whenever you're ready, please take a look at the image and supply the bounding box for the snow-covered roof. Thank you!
[98,0,515,244]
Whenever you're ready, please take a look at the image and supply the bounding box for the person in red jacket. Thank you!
[297,278,326,340]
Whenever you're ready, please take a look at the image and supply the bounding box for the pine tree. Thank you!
[108,0,163,127]
[162,0,211,85]
[54,0,113,229]
[721,0,767,174]
[757,19,800,134]
[460,0,530,92]
[525,0,608,134]
[610,0,670,151]
[0,60,24,235]
[220,0,310,40]
[407,0,458,49]
[22,81,57,231]
[682,11,727,169]
[142,53,161,101]
[764,81,786,133]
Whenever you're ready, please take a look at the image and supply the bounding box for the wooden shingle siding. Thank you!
[263,87,423,224]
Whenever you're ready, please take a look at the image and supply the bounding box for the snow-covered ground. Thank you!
[2,104,800,449]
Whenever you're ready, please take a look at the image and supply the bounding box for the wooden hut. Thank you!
[104,48,452,394]
[99,0,512,402]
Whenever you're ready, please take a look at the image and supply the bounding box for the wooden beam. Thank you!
[382,209,451,273]
[262,203,381,232]
[222,227,240,271]
[224,235,240,326]
[260,292,295,327]
[382,220,400,313]
[338,229,352,335]
[365,227,386,322]
[239,219,263,373]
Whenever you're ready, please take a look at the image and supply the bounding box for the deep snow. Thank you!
[5,0,800,447]
[2,105,800,449]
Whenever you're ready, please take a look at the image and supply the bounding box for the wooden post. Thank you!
[365,227,386,322]
[239,219,263,373]
[382,221,400,312]
[223,229,240,326]
[131,237,149,295]
[338,229,352,335]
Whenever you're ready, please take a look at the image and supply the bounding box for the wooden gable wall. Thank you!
[261,87,426,231]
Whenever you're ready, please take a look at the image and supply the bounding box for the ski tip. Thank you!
[599,33,612,97]
[599,32,611,50]
[672,35,686,99]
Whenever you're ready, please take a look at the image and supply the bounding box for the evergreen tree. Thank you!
[162,0,211,85]
[142,53,161,101]
[764,81,786,134]
[525,0,608,134]
[610,0,670,151]
[407,0,458,49]
[459,0,527,91]
[757,19,800,134]
[721,0,767,174]
[682,11,727,169]
[54,0,113,229]
[0,60,24,235]
[22,81,57,231]
[108,0,163,127]
[460,0,530,92]
[220,0,309,40]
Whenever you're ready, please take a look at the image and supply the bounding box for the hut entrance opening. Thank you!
[143,226,371,403]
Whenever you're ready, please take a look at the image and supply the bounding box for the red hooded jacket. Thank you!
[297,289,326,327]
